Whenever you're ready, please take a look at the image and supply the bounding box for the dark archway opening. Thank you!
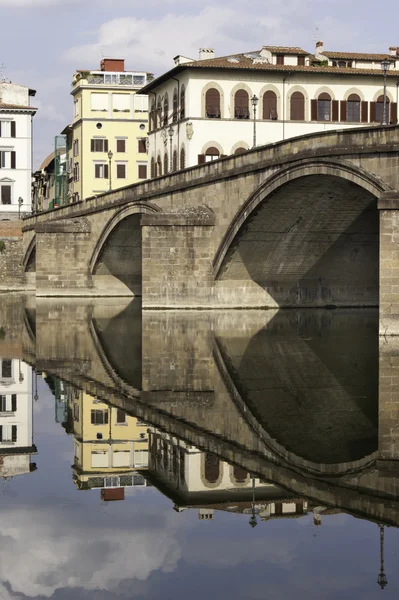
[218,175,379,307]
[93,214,142,296]
[25,246,36,273]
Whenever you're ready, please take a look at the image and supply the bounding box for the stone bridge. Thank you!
[4,294,399,526]
[19,125,399,334]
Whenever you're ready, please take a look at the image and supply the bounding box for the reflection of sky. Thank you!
[0,375,398,599]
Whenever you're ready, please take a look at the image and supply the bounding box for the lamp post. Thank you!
[18,197,23,219]
[168,125,174,172]
[107,150,113,191]
[251,95,259,148]
[377,524,388,590]
[249,474,257,528]
[381,59,391,125]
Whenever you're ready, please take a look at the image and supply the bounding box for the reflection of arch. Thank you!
[213,158,389,278]
[23,237,36,272]
[180,145,186,169]
[231,465,249,485]
[201,452,222,488]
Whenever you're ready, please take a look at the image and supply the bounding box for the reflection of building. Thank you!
[0,358,36,477]
[146,429,307,521]
[70,390,149,499]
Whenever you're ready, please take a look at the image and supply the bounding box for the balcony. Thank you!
[73,71,147,89]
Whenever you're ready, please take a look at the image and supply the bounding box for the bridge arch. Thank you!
[90,201,161,296]
[214,158,390,308]
[23,236,36,273]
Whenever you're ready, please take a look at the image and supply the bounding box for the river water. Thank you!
[0,295,398,599]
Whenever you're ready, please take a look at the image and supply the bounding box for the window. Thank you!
[204,453,220,484]
[234,89,249,119]
[317,92,331,121]
[233,466,247,483]
[172,150,177,171]
[290,91,305,120]
[173,89,178,122]
[205,88,221,118]
[73,403,79,421]
[164,152,168,174]
[73,192,80,203]
[1,360,11,378]
[73,139,79,157]
[0,151,16,169]
[113,93,130,112]
[180,85,186,119]
[150,157,156,178]
[116,139,126,153]
[347,93,361,122]
[134,94,148,112]
[91,93,108,112]
[163,93,169,126]
[276,54,284,65]
[138,164,147,179]
[73,162,79,182]
[116,163,126,179]
[150,100,156,130]
[205,146,220,162]
[297,56,305,66]
[91,451,108,468]
[1,184,11,204]
[337,60,347,68]
[91,409,108,425]
[94,163,109,179]
[375,95,389,123]
[234,147,246,154]
[156,98,162,128]
[138,139,146,153]
[156,155,162,177]
[116,409,126,424]
[0,425,17,443]
[263,91,277,120]
[91,138,108,152]
[74,98,79,117]
[0,121,15,137]
[180,147,186,170]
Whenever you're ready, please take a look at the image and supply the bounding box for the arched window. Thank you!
[172,149,178,171]
[263,91,277,120]
[179,449,185,484]
[205,146,220,162]
[180,146,186,169]
[156,98,162,129]
[150,157,155,178]
[233,466,247,483]
[150,100,156,130]
[317,92,331,121]
[163,441,168,470]
[156,155,162,177]
[205,88,220,118]
[180,85,186,119]
[235,89,249,119]
[376,94,389,123]
[163,93,169,126]
[347,93,361,122]
[234,147,246,154]
[163,151,168,174]
[204,453,220,484]
[290,91,305,120]
[173,88,178,123]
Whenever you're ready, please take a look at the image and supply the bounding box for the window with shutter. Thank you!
[198,154,206,164]
[234,89,249,119]
[116,409,126,424]
[390,102,398,124]
[276,55,284,65]
[164,152,168,174]
[317,93,331,121]
[172,150,178,172]
[91,139,108,152]
[157,99,162,127]
[150,100,156,130]
[157,156,162,176]
[234,147,246,154]
[205,88,221,118]
[11,425,17,442]
[370,102,376,122]
[163,93,169,126]
[332,100,339,121]
[180,85,186,119]
[1,360,11,378]
[311,99,317,121]
[1,185,11,204]
[11,121,16,138]
[11,151,16,169]
[138,139,146,153]
[263,91,278,120]
[116,164,126,179]
[290,92,305,120]
[11,394,16,412]
[173,89,178,122]
[375,95,387,123]
[361,101,369,123]
[180,147,186,169]
[150,157,155,178]
[297,56,305,66]
[116,139,126,152]
[347,94,361,122]
[138,164,147,179]
[205,146,220,162]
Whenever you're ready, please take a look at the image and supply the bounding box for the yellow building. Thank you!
[69,58,149,202]
[71,391,149,496]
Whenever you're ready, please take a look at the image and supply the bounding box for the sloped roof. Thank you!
[323,51,394,61]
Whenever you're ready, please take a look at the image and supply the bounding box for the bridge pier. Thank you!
[378,336,399,474]
[379,193,399,336]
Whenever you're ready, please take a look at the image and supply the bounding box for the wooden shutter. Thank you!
[11,151,16,169]
[138,139,146,153]
[11,394,16,412]
[361,101,368,123]
[198,154,206,164]
[12,425,17,442]
[104,139,108,152]
[104,164,109,179]
[332,100,339,121]
[91,139,95,152]
[116,164,125,178]
[138,164,147,179]
[370,102,376,122]
[311,99,317,121]
[1,185,11,204]
[276,55,284,65]
[11,121,16,138]
[332,60,337,67]
[0,426,2,442]
[390,102,398,124]
[297,56,305,66]
[340,101,347,122]
[116,139,125,152]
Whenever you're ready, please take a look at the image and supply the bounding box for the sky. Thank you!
[0,0,398,168]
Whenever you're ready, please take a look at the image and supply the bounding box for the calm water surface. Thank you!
[0,296,398,599]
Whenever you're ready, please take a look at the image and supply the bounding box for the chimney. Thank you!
[315,40,324,54]
[199,48,215,61]
[100,58,125,72]
[389,46,399,57]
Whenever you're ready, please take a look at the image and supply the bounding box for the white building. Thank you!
[0,358,36,477]
[0,82,37,219]
[140,42,399,174]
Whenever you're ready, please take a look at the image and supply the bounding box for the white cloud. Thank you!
[0,0,82,6]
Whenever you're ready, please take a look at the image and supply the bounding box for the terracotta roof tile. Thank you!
[323,51,394,61]
[0,103,37,111]
[262,45,310,55]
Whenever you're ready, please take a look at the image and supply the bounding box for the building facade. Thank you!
[0,82,37,219]
[141,43,399,174]
[68,58,150,202]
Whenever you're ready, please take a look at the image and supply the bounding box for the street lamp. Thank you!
[381,59,391,125]
[18,197,23,219]
[249,474,258,528]
[168,125,174,172]
[377,524,388,589]
[107,150,113,191]
[251,95,259,148]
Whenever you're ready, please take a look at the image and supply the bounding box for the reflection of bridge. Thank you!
[19,125,399,334]
[4,294,399,526]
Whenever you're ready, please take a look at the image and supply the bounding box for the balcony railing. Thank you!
[81,73,147,87]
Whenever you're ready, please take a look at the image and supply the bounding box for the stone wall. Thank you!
[0,221,25,289]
